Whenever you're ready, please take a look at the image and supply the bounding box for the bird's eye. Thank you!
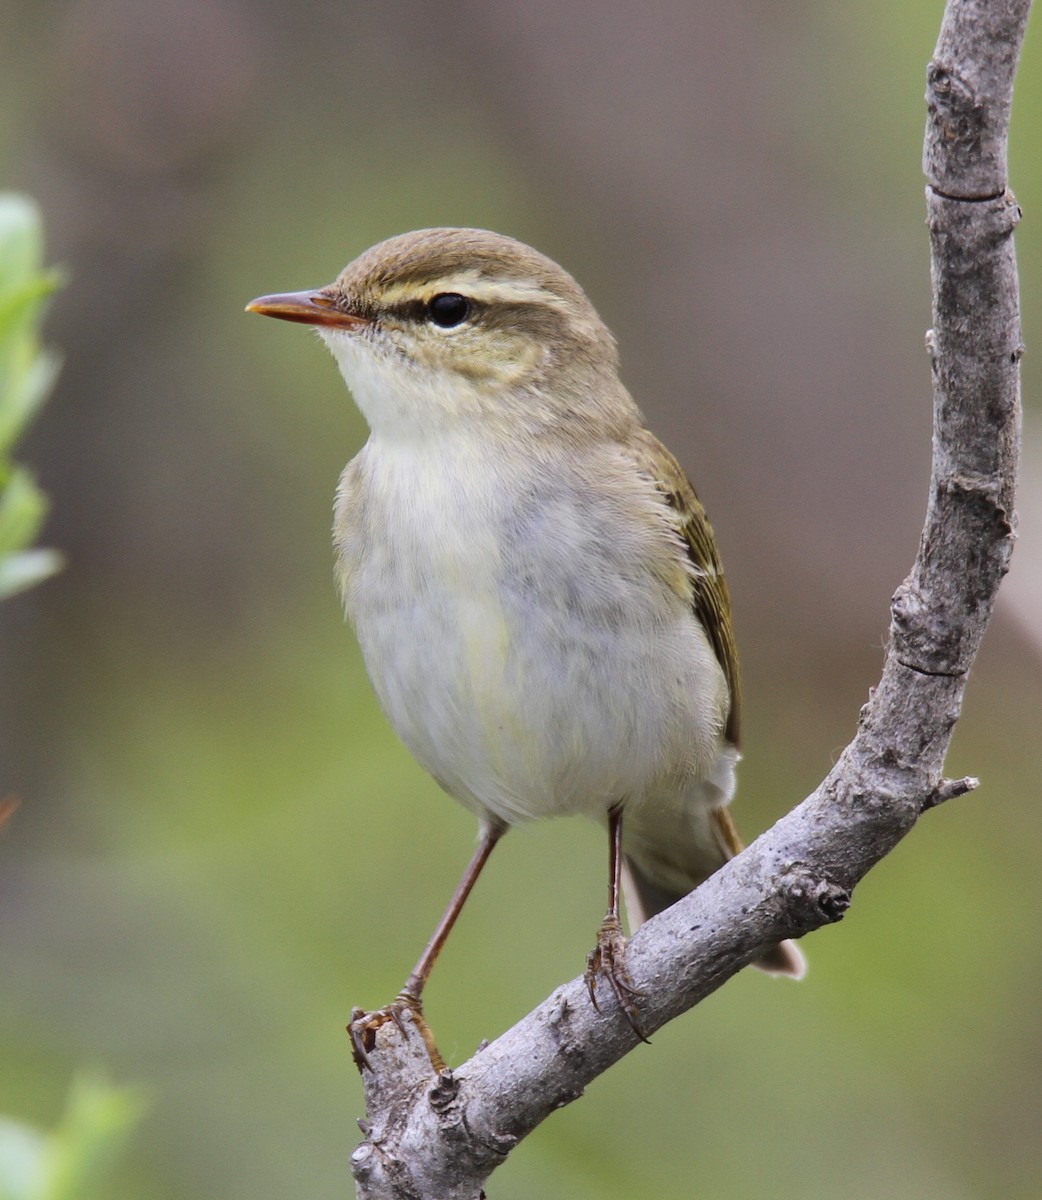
[427,293,471,328]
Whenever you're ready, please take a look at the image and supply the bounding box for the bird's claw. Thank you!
[348,993,446,1074]
[584,915,650,1043]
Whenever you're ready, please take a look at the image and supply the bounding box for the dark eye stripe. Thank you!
[376,295,474,327]
[380,296,564,340]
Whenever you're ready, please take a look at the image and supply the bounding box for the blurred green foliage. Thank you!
[0,194,61,600]
[0,1077,142,1200]
[0,202,138,1200]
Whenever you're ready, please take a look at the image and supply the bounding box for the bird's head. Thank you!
[247,227,633,441]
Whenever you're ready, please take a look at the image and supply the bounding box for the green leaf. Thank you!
[0,351,61,457]
[38,1076,145,1200]
[0,274,62,366]
[0,465,47,559]
[0,1077,145,1200]
[0,196,44,294]
[0,1119,47,1200]
[0,549,64,600]
[0,193,62,599]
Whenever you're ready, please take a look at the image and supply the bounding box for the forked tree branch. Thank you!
[349,2,1029,1195]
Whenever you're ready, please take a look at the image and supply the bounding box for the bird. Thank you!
[246,227,804,1068]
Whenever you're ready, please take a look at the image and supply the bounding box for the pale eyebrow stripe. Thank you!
[378,274,570,314]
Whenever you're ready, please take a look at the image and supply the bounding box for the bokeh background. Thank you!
[2,2,1041,1197]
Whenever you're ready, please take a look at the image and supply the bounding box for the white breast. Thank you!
[335,432,730,827]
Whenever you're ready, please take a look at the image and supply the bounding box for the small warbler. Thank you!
[247,228,803,1064]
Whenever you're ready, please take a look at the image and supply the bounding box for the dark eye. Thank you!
[427,293,471,328]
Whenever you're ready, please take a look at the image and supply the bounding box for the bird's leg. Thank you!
[584,804,650,1042]
[349,821,505,1073]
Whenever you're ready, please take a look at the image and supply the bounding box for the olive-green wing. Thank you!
[629,427,742,748]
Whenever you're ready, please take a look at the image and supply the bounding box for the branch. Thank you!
[349,3,1028,1195]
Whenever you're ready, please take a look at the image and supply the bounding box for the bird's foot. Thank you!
[584,914,650,1043]
[348,992,446,1074]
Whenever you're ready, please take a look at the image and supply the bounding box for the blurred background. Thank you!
[1,1,1040,1196]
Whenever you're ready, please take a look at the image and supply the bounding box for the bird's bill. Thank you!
[245,289,369,329]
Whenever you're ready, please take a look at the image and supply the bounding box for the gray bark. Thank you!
[351,1,1029,1195]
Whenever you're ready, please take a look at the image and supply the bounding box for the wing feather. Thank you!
[626,427,741,748]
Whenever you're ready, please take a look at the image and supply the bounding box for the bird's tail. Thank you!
[620,802,806,978]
